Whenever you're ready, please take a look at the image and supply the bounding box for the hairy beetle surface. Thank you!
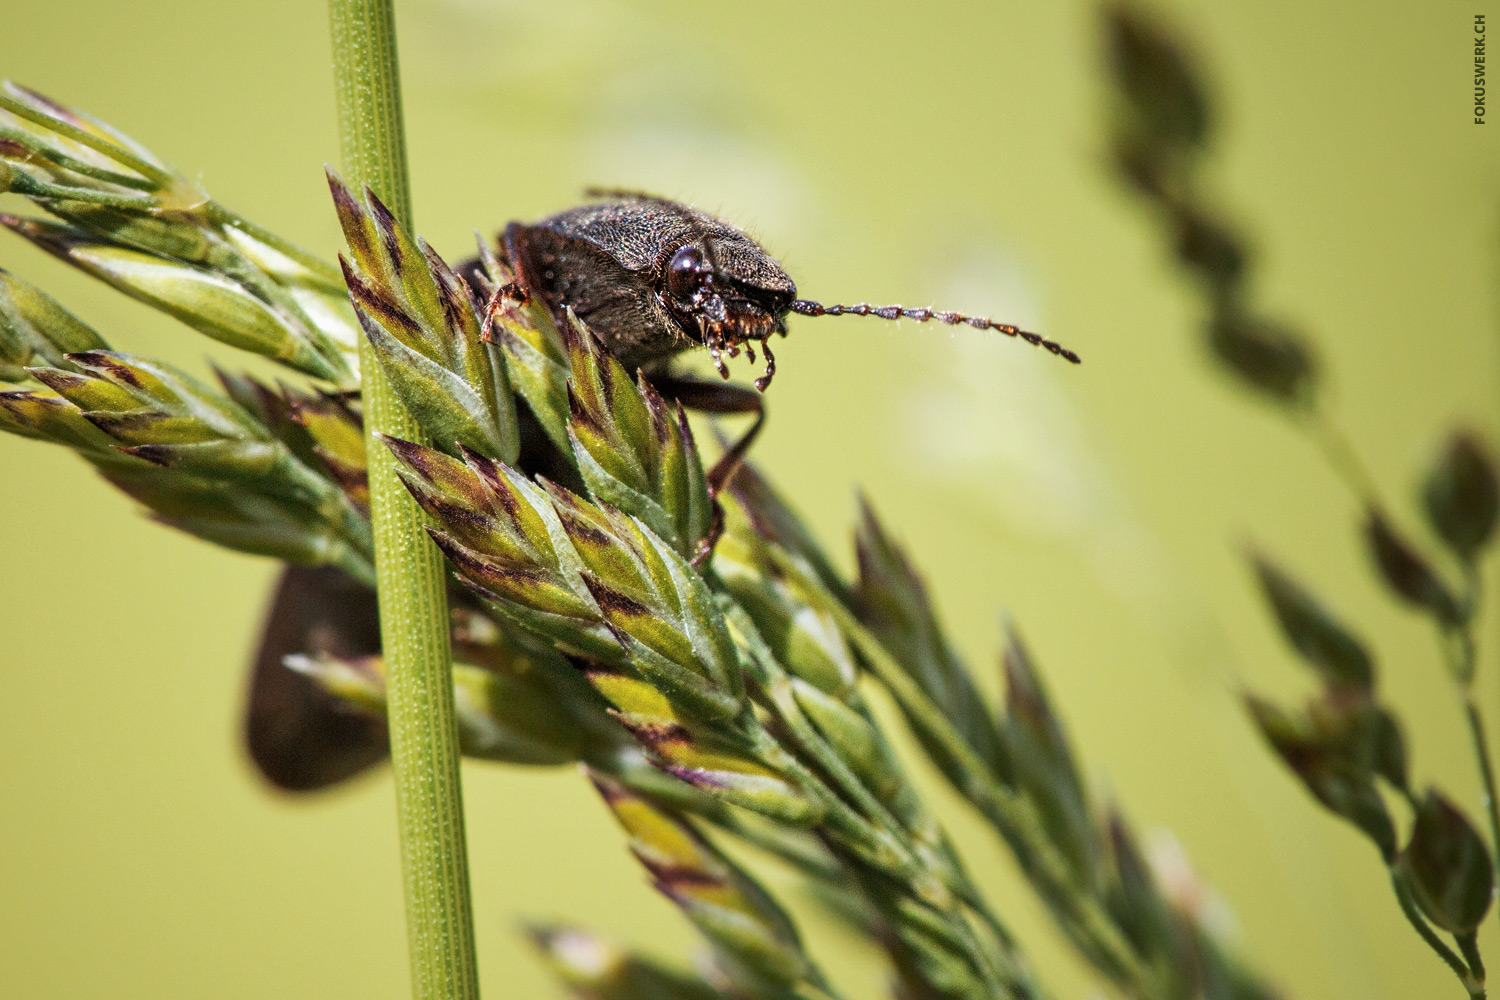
[478,190,1078,395]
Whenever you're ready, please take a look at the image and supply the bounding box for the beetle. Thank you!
[247,192,1080,791]
[466,190,1078,511]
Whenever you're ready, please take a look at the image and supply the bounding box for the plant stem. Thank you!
[1307,412,1500,949]
[1392,868,1485,999]
[1463,933,1490,987]
[1302,408,1381,510]
[1464,698,1500,929]
[327,3,480,999]
[1450,567,1500,936]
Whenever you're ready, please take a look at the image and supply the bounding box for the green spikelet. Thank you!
[590,770,824,994]
[327,169,518,461]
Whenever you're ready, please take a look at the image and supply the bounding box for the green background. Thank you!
[1,1,1495,996]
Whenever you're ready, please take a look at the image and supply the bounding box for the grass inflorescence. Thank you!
[9,7,1479,995]
[1104,5,1500,996]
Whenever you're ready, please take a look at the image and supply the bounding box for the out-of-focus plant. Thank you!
[0,84,357,383]
[1,16,1308,1000]
[1104,5,1499,997]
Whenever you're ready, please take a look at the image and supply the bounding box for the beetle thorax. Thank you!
[520,197,794,380]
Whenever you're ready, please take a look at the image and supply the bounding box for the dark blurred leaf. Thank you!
[1364,511,1462,624]
[1104,5,1212,150]
[1171,204,1247,298]
[1363,705,1411,794]
[1250,554,1373,690]
[1308,690,1409,795]
[1401,791,1495,935]
[1246,694,1397,861]
[1109,132,1170,200]
[1207,312,1317,404]
[1423,432,1499,562]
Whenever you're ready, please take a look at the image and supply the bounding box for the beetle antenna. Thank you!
[788,299,1080,364]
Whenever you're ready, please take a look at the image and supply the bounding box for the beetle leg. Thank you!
[655,377,764,495]
[754,337,776,392]
[648,374,765,566]
[707,344,730,380]
[477,280,529,343]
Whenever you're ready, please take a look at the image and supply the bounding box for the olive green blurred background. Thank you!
[1,1,1495,996]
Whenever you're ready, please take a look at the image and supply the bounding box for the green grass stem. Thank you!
[327,2,480,997]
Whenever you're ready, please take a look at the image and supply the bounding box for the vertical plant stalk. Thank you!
[1451,568,1500,939]
[328,2,480,998]
[1465,698,1500,935]
[1393,869,1486,999]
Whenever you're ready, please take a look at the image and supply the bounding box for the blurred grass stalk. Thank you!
[1103,4,1500,995]
[326,2,480,998]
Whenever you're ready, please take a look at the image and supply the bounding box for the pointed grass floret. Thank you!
[8,347,372,580]
[0,266,109,374]
[289,651,593,767]
[590,770,822,991]
[583,667,819,825]
[288,391,369,511]
[562,317,714,561]
[480,269,574,453]
[327,168,518,462]
[386,433,744,721]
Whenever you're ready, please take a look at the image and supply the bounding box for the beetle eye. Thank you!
[666,245,706,302]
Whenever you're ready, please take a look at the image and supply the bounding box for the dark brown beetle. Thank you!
[501,190,1078,378]
[472,190,1078,501]
[247,191,1080,791]
[497,192,799,383]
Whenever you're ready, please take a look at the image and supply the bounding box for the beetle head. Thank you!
[657,232,796,387]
